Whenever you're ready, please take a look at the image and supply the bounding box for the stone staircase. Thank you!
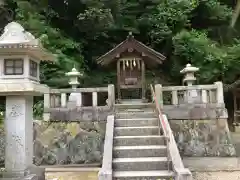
[112,103,175,180]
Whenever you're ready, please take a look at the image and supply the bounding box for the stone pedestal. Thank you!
[67,92,82,107]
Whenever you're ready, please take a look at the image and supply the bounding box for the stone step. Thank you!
[114,126,159,136]
[114,135,166,146]
[115,118,158,127]
[113,157,171,171]
[113,170,175,180]
[115,103,154,110]
[113,145,167,158]
[116,111,157,119]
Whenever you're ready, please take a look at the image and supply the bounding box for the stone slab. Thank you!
[45,106,113,121]
[163,104,228,120]
[45,167,99,180]
[0,175,38,180]
[0,166,45,180]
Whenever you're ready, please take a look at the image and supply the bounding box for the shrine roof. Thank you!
[97,32,166,66]
[0,22,55,61]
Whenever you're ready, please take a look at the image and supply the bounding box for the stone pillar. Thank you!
[201,90,208,103]
[61,93,67,107]
[92,92,98,107]
[43,93,50,121]
[5,96,33,172]
[215,81,224,104]
[76,93,82,106]
[154,84,163,108]
[107,84,115,108]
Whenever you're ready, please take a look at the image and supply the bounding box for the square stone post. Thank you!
[43,93,50,121]
[215,81,224,104]
[154,84,163,108]
[107,84,115,108]
[5,96,34,171]
[3,94,46,180]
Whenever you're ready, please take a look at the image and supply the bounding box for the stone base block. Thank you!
[0,174,38,180]
[27,165,45,180]
[0,166,45,180]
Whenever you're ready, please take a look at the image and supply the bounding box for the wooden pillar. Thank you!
[141,60,146,100]
[117,60,121,101]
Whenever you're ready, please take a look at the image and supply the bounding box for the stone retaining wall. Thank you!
[0,121,106,166]
[170,119,236,157]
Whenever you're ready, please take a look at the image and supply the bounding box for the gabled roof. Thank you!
[97,32,166,66]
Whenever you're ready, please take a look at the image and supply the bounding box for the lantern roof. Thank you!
[0,22,55,61]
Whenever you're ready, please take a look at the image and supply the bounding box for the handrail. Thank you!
[150,85,168,137]
[162,84,217,91]
[50,87,108,93]
[98,115,114,180]
[150,84,192,180]
[150,84,170,170]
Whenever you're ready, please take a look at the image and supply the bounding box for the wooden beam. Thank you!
[141,60,146,100]
[117,60,121,100]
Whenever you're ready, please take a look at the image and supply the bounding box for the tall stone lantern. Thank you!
[180,64,199,103]
[66,67,83,107]
[0,22,54,179]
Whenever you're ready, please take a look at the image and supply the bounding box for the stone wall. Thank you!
[170,119,236,157]
[0,121,106,167]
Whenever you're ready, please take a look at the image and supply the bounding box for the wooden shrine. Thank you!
[97,32,166,102]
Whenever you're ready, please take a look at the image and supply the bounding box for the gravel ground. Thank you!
[193,171,240,180]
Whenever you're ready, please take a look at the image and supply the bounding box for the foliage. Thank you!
[33,100,44,119]
[172,30,226,83]
[0,0,239,90]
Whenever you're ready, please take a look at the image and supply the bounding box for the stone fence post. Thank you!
[154,84,163,108]
[108,84,115,109]
[43,93,50,121]
[215,81,224,104]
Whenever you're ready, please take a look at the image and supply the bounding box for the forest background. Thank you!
[0,0,239,118]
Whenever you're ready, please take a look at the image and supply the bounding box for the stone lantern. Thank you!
[66,66,83,107]
[0,22,54,179]
[180,63,199,86]
[180,64,199,103]
[65,66,82,89]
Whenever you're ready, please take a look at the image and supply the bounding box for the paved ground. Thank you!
[193,171,240,180]
[46,172,98,180]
